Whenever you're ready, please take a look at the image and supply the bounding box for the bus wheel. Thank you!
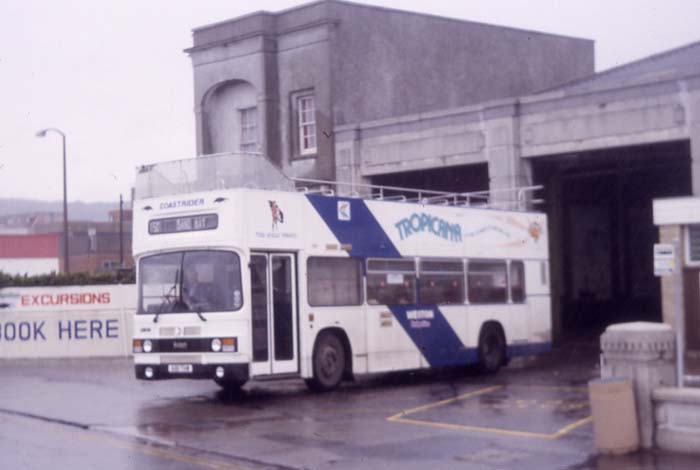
[478,325,506,374]
[307,332,345,392]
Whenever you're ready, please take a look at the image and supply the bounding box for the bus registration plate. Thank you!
[168,364,193,374]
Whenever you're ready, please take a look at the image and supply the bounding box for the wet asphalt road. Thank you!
[1,345,697,470]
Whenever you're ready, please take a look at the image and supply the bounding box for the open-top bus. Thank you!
[132,153,551,391]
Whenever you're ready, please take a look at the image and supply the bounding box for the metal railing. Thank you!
[294,176,543,211]
[134,153,543,211]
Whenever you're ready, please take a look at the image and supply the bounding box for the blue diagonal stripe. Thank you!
[388,304,477,368]
[306,195,401,258]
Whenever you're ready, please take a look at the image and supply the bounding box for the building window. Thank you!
[297,94,317,155]
[240,107,258,152]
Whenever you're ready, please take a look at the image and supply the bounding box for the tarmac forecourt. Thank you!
[387,384,593,439]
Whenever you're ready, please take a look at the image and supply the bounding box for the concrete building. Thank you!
[337,41,700,343]
[187,0,593,180]
[188,1,700,344]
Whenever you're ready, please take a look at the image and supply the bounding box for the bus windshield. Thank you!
[138,250,243,314]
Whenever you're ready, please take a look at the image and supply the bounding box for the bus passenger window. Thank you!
[419,259,464,305]
[366,259,416,305]
[467,260,507,304]
[307,257,363,306]
[510,261,526,303]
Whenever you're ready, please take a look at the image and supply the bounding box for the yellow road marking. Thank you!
[386,384,593,440]
[387,385,503,421]
[551,416,594,439]
[391,417,559,439]
[503,384,590,391]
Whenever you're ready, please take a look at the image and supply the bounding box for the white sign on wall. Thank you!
[653,243,676,277]
[0,285,137,359]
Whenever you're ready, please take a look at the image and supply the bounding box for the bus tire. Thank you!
[478,324,506,374]
[307,331,345,392]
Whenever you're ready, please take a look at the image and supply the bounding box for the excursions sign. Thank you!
[2,288,113,311]
[0,285,136,358]
[19,292,111,307]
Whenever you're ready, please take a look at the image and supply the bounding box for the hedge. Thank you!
[0,270,135,287]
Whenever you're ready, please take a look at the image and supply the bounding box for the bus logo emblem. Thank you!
[269,201,284,231]
[337,201,351,221]
[529,222,542,242]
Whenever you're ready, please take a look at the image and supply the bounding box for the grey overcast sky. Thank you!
[1,0,699,204]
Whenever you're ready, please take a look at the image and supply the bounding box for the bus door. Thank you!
[249,253,298,376]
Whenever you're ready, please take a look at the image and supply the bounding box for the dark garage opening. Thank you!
[371,163,489,194]
[533,140,692,342]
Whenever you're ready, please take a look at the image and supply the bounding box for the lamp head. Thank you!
[35,129,48,138]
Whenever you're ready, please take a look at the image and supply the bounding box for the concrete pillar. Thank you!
[484,102,533,209]
[258,94,279,162]
[194,106,209,156]
[682,83,700,196]
[658,225,684,328]
[600,322,677,448]
[334,125,371,197]
[316,110,335,181]
[261,45,281,166]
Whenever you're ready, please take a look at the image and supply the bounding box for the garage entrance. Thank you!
[370,163,489,194]
[533,140,692,341]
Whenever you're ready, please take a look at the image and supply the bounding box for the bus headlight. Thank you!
[143,339,153,353]
[211,338,222,352]
[133,340,143,353]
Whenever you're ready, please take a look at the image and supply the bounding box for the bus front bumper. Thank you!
[135,363,249,382]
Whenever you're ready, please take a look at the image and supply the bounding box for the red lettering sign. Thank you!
[17,292,113,307]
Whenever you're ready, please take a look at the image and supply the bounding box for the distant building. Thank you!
[0,234,60,276]
[0,212,63,235]
[0,208,133,275]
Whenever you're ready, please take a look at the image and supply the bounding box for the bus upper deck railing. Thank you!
[134,152,543,211]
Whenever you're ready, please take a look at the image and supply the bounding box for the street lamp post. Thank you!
[36,128,70,274]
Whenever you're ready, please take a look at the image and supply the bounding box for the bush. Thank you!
[0,269,135,287]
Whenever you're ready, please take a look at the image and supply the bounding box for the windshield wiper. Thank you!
[194,309,207,322]
[154,269,180,323]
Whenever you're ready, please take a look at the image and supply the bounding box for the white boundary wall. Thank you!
[0,258,60,276]
[0,285,136,359]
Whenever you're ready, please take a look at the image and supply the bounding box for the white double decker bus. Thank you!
[132,153,551,391]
